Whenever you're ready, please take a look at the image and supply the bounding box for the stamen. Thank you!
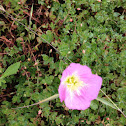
[65,74,84,93]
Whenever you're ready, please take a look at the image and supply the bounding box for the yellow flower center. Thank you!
[65,74,83,92]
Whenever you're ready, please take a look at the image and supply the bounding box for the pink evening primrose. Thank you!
[58,63,102,110]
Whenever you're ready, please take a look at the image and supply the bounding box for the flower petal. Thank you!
[79,74,102,101]
[68,63,92,75]
[61,63,92,83]
[58,84,66,102]
[64,89,91,110]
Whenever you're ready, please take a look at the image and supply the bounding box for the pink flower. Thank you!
[58,63,102,110]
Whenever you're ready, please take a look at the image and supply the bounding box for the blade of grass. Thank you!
[96,97,117,110]
[29,3,33,28]
[100,89,126,118]
[12,94,59,109]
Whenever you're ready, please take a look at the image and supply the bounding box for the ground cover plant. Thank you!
[0,0,126,125]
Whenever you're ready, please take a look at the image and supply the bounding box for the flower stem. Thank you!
[100,89,126,118]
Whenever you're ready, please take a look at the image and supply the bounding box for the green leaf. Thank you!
[0,78,6,86]
[1,62,20,79]
[42,54,49,65]
[46,30,53,43]
[58,43,70,57]
[96,97,117,110]
[90,100,98,110]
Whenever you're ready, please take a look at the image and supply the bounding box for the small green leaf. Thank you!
[0,78,6,86]
[90,100,98,110]
[42,54,49,65]
[96,97,117,110]
[1,62,20,79]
